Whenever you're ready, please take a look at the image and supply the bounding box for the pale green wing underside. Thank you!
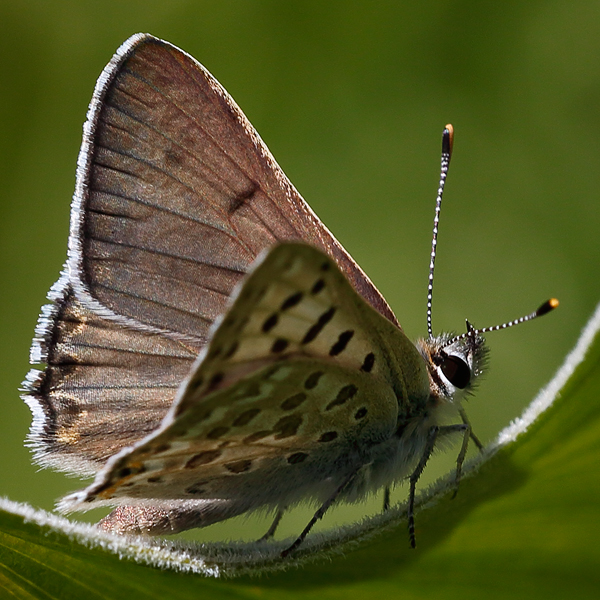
[63,243,426,509]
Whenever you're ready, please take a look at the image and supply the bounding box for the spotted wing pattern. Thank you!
[62,243,408,513]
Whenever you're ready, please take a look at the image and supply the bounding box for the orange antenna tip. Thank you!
[537,298,559,316]
[444,124,454,155]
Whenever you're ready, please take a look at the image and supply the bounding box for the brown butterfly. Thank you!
[23,33,557,557]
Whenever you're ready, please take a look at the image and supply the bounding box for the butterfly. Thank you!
[23,33,557,557]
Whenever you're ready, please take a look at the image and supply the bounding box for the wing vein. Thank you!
[91,281,214,323]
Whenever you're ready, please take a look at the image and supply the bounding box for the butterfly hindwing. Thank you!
[61,243,403,511]
[177,242,398,415]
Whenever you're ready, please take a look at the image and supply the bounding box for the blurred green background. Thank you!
[0,0,598,544]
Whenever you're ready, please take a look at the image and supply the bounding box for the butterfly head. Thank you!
[417,323,489,403]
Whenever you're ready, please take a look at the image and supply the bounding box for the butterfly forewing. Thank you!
[62,243,404,510]
[24,278,198,476]
[72,34,398,337]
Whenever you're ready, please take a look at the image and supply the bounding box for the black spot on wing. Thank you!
[188,376,204,392]
[185,450,222,468]
[354,407,368,420]
[311,279,325,295]
[326,384,358,410]
[208,346,222,360]
[245,381,261,397]
[281,292,303,311]
[225,459,252,474]
[361,352,375,372]
[319,431,338,442]
[302,307,336,344]
[194,410,213,424]
[262,313,279,332]
[271,338,289,353]
[280,392,307,410]
[304,371,324,389]
[224,341,239,359]
[287,452,309,464]
[185,481,208,495]
[228,179,259,213]
[273,415,303,439]
[265,365,283,379]
[243,430,271,443]
[207,372,224,391]
[232,408,261,426]
[207,426,230,439]
[330,330,354,356]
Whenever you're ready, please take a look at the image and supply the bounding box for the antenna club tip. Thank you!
[537,298,560,316]
[442,124,454,156]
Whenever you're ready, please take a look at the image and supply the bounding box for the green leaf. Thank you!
[1,304,599,599]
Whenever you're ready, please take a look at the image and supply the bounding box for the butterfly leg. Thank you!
[281,469,360,558]
[448,421,471,499]
[408,425,439,548]
[383,486,391,512]
[459,407,484,451]
[259,507,286,542]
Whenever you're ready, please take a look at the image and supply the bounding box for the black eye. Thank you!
[441,355,471,389]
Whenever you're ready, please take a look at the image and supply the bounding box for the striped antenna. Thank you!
[446,298,560,346]
[426,124,454,338]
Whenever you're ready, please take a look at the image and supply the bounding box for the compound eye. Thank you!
[441,355,471,389]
